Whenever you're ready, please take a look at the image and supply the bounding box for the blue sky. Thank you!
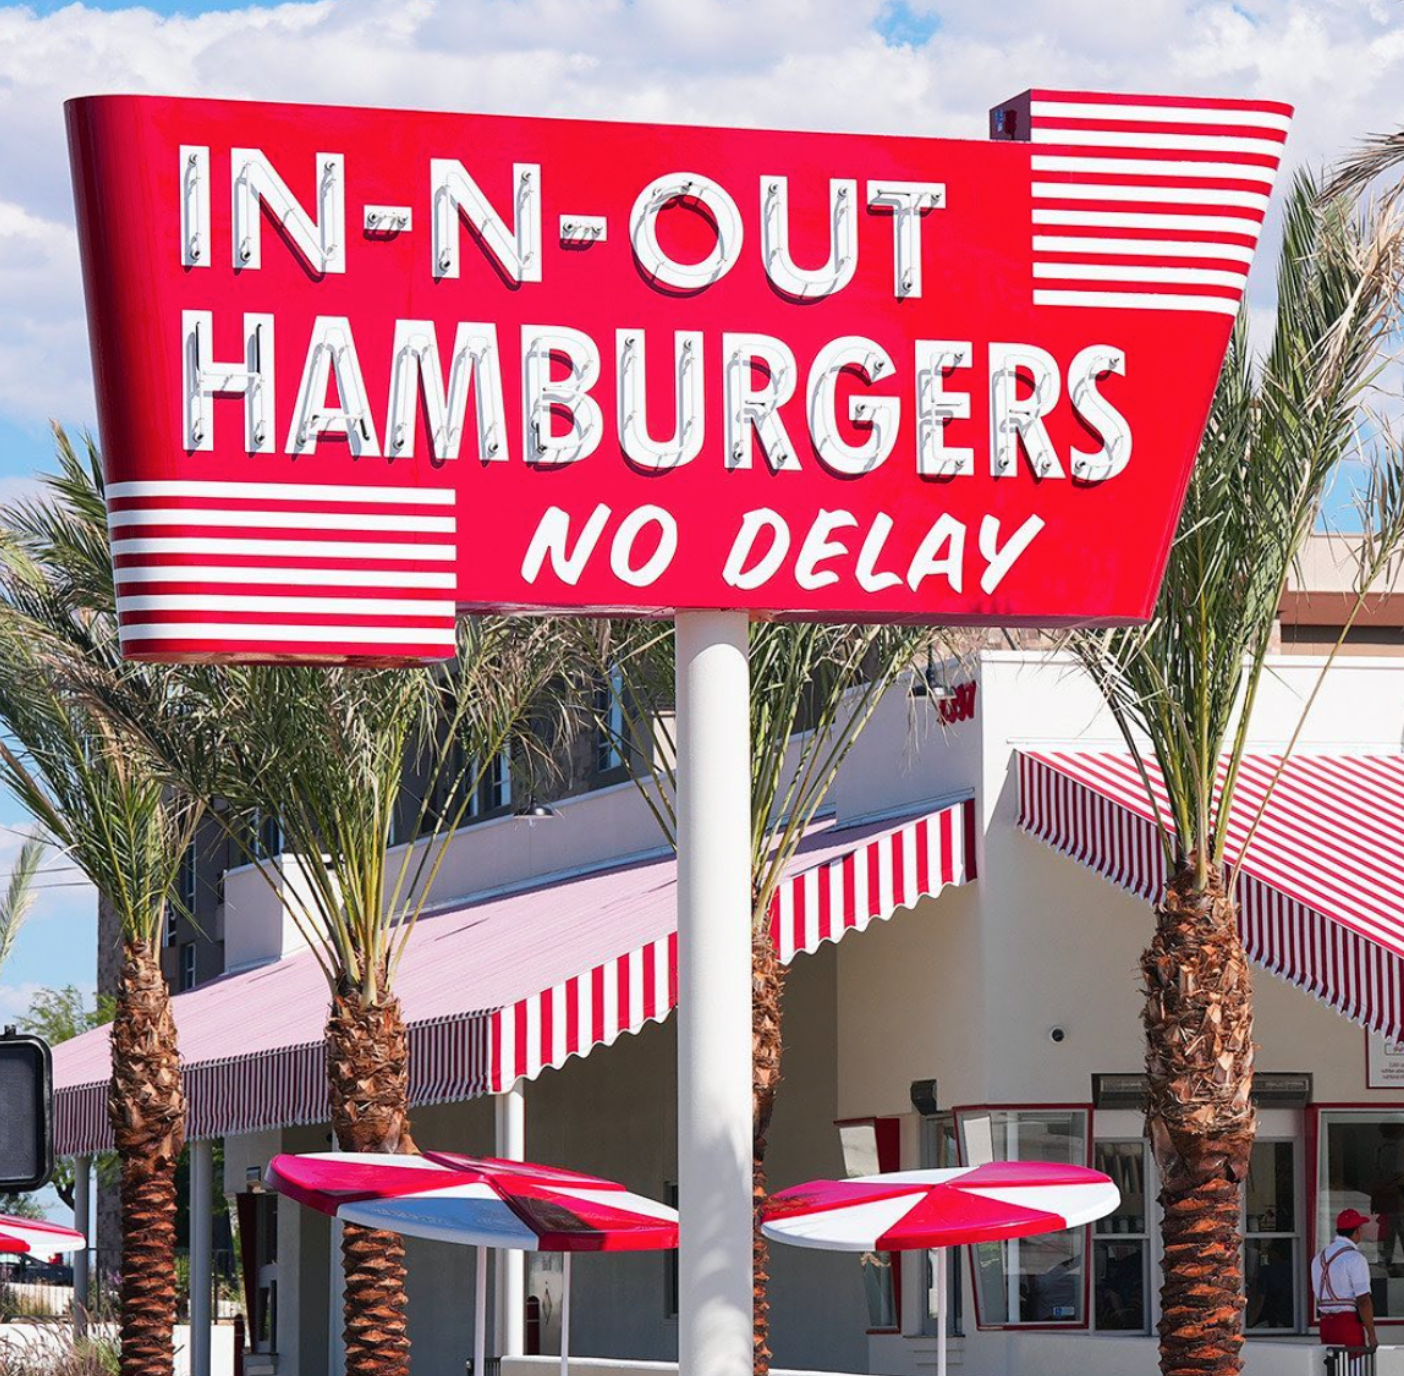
[0,0,1400,1028]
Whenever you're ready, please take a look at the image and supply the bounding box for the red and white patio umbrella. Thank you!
[763,1162,1120,1376]
[266,1151,678,1375]
[0,1213,86,1256]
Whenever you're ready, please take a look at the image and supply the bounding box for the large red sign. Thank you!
[67,89,1290,663]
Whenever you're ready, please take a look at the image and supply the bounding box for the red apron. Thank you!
[1318,1241,1367,1347]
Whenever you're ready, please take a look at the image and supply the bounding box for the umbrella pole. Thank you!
[561,1252,572,1376]
[474,1245,488,1376]
[935,1247,947,1376]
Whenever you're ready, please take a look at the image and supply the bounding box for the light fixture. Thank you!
[514,800,562,824]
[910,646,955,703]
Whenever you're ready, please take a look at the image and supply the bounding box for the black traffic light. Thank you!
[0,1028,53,1192]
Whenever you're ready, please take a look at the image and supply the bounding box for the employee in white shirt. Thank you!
[1313,1208,1379,1351]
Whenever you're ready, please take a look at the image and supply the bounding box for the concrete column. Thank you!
[72,1155,91,1339]
[494,1081,526,1356]
[190,1140,214,1376]
[674,611,753,1376]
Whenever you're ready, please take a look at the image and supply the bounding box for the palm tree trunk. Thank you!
[1144,861,1256,1376]
[108,940,185,1376]
[326,981,417,1376]
[752,933,787,1376]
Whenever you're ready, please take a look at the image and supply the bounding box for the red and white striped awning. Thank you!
[1018,751,1404,1039]
[54,797,975,1155]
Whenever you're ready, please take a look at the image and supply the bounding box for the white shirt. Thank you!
[1312,1238,1372,1311]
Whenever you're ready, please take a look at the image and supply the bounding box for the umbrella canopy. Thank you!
[268,1150,677,1376]
[266,1151,678,1252]
[0,1213,86,1256]
[763,1162,1120,1251]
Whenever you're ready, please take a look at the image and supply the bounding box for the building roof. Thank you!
[54,797,976,1155]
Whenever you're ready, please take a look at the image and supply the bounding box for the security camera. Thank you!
[1048,1026,1066,1044]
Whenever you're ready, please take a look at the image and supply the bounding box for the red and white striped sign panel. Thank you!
[67,89,1291,662]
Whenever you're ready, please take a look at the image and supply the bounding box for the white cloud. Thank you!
[0,979,43,1022]
[0,0,1400,431]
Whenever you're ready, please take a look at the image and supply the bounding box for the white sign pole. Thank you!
[675,610,754,1376]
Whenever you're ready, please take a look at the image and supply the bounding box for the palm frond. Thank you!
[0,836,43,975]
[606,619,942,934]
[1070,171,1404,886]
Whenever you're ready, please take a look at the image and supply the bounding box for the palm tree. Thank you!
[0,432,203,1376]
[150,628,576,1376]
[593,619,944,1371]
[1071,174,1404,1376]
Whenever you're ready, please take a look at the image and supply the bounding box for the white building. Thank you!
[52,630,1404,1376]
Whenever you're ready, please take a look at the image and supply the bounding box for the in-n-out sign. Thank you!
[67,88,1291,663]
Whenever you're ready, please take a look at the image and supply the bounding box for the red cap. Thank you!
[1337,1208,1372,1231]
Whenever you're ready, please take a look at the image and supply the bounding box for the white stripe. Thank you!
[551,983,567,1067]
[776,881,795,963]
[1030,99,1293,133]
[901,823,919,906]
[524,993,542,1079]
[1031,128,1285,157]
[600,960,620,1045]
[114,564,458,589]
[1034,289,1240,315]
[1034,262,1248,288]
[1033,182,1269,211]
[112,537,457,561]
[628,947,645,1030]
[1032,155,1278,185]
[1032,234,1257,263]
[118,621,457,645]
[107,480,456,506]
[1032,208,1264,236]
[118,594,457,617]
[761,1192,921,1251]
[964,1182,1120,1228]
[496,1010,514,1095]
[111,508,456,534]
[803,865,822,955]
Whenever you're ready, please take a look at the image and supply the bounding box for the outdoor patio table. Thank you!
[266,1150,678,1376]
[762,1161,1120,1376]
[0,1213,85,1256]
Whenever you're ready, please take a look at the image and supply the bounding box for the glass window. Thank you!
[956,1108,1090,1327]
[250,810,281,861]
[488,746,513,811]
[177,843,197,912]
[837,1119,900,1330]
[595,668,624,774]
[664,1182,678,1319]
[1093,1140,1149,1333]
[180,943,197,991]
[1244,1139,1300,1333]
[920,1114,964,1339]
[1318,1110,1404,1320]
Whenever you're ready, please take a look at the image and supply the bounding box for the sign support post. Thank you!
[675,610,754,1376]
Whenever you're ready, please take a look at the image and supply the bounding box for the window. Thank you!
[955,1107,1090,1327]
[1093,1140,1150,1333]
[421,739,478,837]
[251,810,281,861]
[837,1118,901,1331]
[595,668,625,774]
[1244,1139,1301,1333]
[664,1182,678,1319]
[488,746,512,811]
[179,943,197,991]
[165,842,196,948]
[919,1113,964,1339]
[1317,1110,1404,1321]
[177,843,197,912]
